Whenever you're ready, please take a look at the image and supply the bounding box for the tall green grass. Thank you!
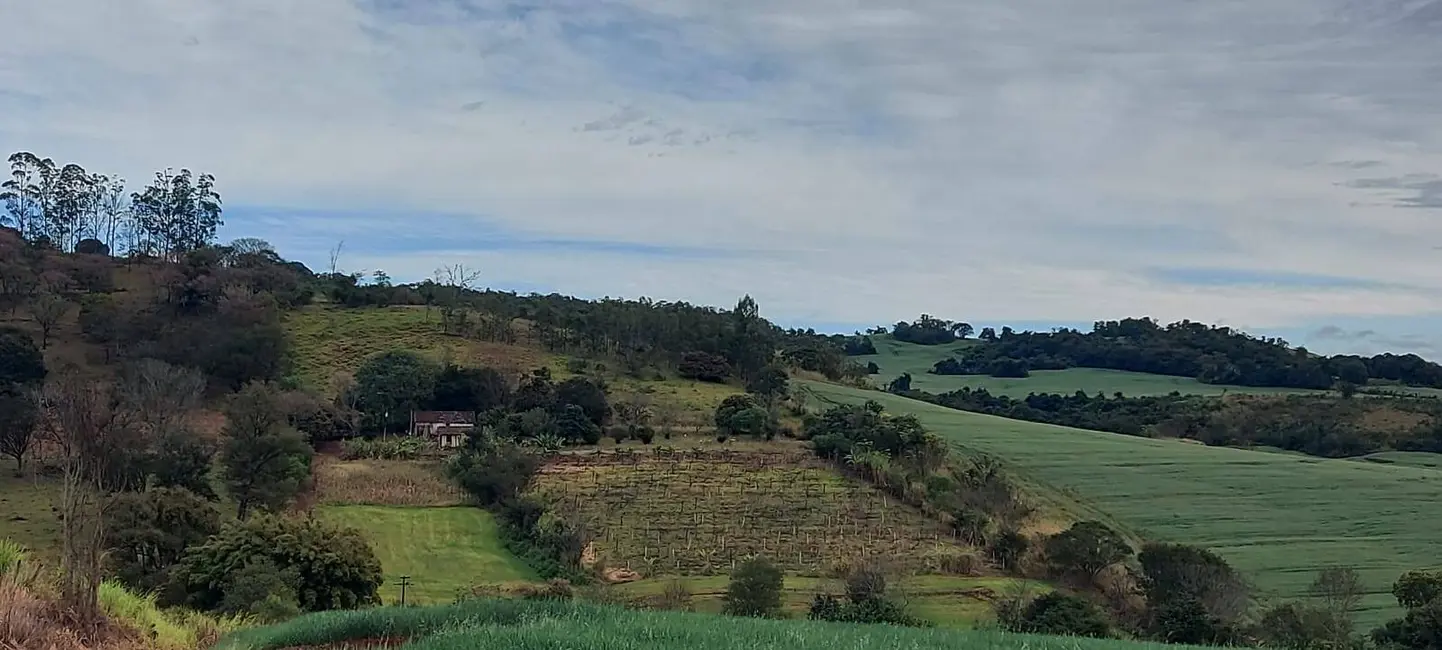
[218,599,1212,650]
[0,540,26,576]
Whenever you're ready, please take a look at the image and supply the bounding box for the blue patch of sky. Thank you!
[219,204,744,262]
[1146,267,1397,290]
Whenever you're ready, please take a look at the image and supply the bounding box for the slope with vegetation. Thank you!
[802,380,1442,629]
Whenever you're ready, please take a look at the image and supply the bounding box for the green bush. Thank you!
[1007,592,1111,638]
[723,556,783,618]
[170,514,383,613]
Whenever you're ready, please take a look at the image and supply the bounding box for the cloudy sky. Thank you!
[3,0,1442,355]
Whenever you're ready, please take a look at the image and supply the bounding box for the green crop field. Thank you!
[858,335,1325,397]
[531,448,962,578]
[800,381,1442,628]
[1353,451,1442,471]
[218,598,1217,650]
[316,505,536,605]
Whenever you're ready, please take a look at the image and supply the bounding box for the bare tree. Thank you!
[117,358,206,436]
[434,263,481,334]
[41,369,142,620]
[30,292,69,349]
[328,240,345,275]
[1309,566,1364,644]
[0,387,38,470]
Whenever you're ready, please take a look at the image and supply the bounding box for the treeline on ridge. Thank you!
[885,316,1442,390]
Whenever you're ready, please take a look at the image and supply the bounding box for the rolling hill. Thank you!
[858,335,1326,397]
[800,380,1442,628]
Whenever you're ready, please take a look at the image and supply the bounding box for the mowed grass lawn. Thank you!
[317,505,536,605]
[802,381,1442,628]
[858,335,1325,397]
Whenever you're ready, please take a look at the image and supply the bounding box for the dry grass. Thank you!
[311,457,465,508]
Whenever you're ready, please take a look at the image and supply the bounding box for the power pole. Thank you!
[397,575,412,606]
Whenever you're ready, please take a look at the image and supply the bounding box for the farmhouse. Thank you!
[409,410,474,448]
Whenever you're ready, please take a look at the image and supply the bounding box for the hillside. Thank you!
[860,334,1325,397]
[801,380,1442,628]
[872,315,1442,391]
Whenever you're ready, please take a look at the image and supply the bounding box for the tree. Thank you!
[0,326,46,387]
[29,293,68,349]
[1392,570,1442,610]
[745,364,789,403]
[0,387,37,470]
[1046,520,1133,582]
[723,556,783,618]
[350,350,438,433]
[41,368,144,620]
[219,382,313,519]
[129,168,223,257]
[105,487,220,591]
[447,441,541,506]
[1138,543,1250,640]
[678,351,730,382]
[727,295,776,381]
[169,515,382,613]
[433,263,481,334]
[1310,566,1364,646]
[886,372,912,393]
[430,364,510,413]
[1,152,47,239]
[979,327,997,341]
[554,377,610,426]
[1007,592,1112,638]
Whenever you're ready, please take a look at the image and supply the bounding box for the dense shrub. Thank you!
[105,487,222,592]
[723,557,783,618]
[1007,592,1112,638]
[446,442,542,507]
[169,515,382,613]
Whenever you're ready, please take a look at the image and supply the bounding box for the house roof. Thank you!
[411,411,476,424]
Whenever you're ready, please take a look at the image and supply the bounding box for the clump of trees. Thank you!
[0,326,44,471]
[167,515,383,618]
[1371,569,1442,650]
[891,315,973,345]
[808,561,927,627]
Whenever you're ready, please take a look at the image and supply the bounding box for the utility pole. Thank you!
[397,575,412,606]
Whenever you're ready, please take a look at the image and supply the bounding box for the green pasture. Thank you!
[218,598,1218,650]
[617,574,1042,628]
[316,505,536,605]
[857,335,1325,397]
[801,381,1442,628]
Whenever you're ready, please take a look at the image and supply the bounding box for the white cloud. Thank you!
[4,0,1442,350]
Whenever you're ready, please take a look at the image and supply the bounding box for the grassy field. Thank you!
[616,574,1043,628]
[1353,451,1442,470]
[316,505,537,605]
[218,598,1218,650]
[311,456,466,507]
[800,381,1442,628]
[0,472,61,564]
[530,448,962,577]
[857,335,1325,397]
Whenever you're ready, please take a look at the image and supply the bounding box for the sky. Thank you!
[3,0,1442,356]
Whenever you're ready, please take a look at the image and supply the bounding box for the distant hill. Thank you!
[864,316,1442,391]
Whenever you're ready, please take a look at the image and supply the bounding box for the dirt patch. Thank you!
[604,568,641,583]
